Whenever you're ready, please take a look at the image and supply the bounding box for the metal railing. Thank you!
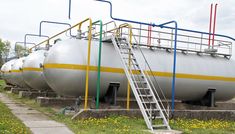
[94,21,232,58]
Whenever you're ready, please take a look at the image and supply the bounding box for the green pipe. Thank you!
[93,20,103,109]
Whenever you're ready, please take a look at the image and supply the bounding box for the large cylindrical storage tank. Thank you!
[1,59,17,85]
[22,49,51,90]
[11,57,29,88]
[43,38,235,101]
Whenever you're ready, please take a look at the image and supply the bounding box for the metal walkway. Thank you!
[110,35,171,131]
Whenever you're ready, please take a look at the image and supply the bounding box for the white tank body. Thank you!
[1,59,17,85]
[43,39,235,101]
[11,57,29,88]
[22,49,51,90]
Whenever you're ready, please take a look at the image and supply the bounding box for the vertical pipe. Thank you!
[212,4,218,48]
[78,18,93,110]
[149,24,152,46]
[68,0,71,19]
[200,34,203,52]
[147,25,150,46]
[127,82,131,110]
[171,23,177,114]
[159,21,178,114]
[139,24,141,44]
[94,20,103,109]
[127,26,132,110]
[208,4,213,49]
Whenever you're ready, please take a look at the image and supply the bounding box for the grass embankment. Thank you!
[0,80,31,134]
[1,80,235,134]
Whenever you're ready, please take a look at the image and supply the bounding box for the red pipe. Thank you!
[149,25,152,45]
[208,4,213,48]
[212,3,218,47]
[147,25,150,46]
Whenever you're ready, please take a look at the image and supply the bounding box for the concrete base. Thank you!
[36,97,78,107]
[19,91,57,99]
[173,110,235,120]
[36,96,235,110]
[3,85,13,91]
[10,88,29,94]
[72,109,235,121]
[36,97,139,108]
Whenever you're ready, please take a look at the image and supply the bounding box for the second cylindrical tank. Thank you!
[22,49,51,90]
[11,57,30,88]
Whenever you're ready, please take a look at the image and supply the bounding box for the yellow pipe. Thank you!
[79,18,93,110]
[117,23,133,110]
[29,18,92,52]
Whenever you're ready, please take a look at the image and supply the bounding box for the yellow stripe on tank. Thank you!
[11,70,22,73]
[22,67,43,72]
[43,63,235,82]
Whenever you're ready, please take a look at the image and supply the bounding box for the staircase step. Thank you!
[137,87,150,90]
[139,94,153,97]
[120,46,131,49]
[123,57,136,60]
[145,109,160,111]
[152,125,168,128]
[121,52,133,55]
[142,101,156,104]
[134,80,146,83]
[150,116,163,119]
[125,62,139,66]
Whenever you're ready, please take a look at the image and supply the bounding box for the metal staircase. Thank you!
[111,34,171,131]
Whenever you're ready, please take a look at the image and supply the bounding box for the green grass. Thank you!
[0,94,31,134]
[0,79,6,92]
[1,80,235,134]
[6,93,150,134]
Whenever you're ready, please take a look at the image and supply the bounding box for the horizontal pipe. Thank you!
[24,34,49,49]
[31,18,92,51]
[39,20,72,37]
[96,0,235,41]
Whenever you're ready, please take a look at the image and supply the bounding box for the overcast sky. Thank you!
[0,0,234,55]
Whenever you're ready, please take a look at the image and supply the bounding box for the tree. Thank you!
[2,41,11,61]
[0,39,11,66]
[15,44,27,58]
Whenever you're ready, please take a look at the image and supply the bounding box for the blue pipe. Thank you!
[159,21,178,113]
[39,21,72,37]
[68,0,71,19]
[96,0,235,41]
[24,34,49,49]
[96,0,180,113]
